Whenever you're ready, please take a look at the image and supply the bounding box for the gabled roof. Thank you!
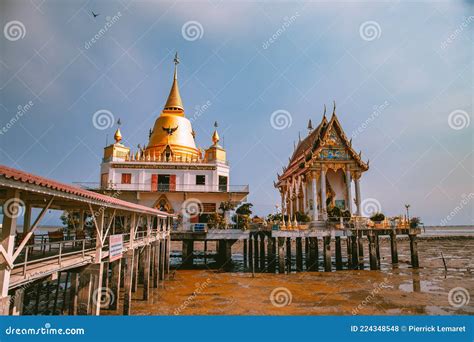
[0,164,171,216]
[276,108,369,186]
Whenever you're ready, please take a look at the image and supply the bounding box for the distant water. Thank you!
[420,226,474,237]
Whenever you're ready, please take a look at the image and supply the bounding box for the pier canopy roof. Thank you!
[0,164,171,216]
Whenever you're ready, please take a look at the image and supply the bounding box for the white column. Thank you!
[355,177,361,216]
[345,169,353,214]
[320,168,327,220]
[311,174,317,221]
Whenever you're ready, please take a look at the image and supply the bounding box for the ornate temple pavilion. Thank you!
[275,103,369,224]
[97,54,248,230]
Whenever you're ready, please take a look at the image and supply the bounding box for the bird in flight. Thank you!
[91,10,100,18]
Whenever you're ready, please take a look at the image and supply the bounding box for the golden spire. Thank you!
[114,118,122,143]
[163,52,184,112]
[212,121,220,145]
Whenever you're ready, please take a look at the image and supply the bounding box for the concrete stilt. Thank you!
[323,236,332,272]
[254,235,259,269]
[346,237,352,269]
[368,232,378,270]
[409,233,419,268]
[278,237,285,274]
[109,259,121,310]
[335,236,342,270]
[89,263,104,316]
[11,288,24,315]
[68,272,79,315]
[259,234,265,271]
[160,240,166,282]
[375,234,381,268]
[123,250,134,315]
[295,237,303,272]
[132,249,139,292]
[182,240,194,266]
[390,231,398,265]
[243,239,248,267]
[285,238,292,273]
[358,231,364,269]
[308,237,317,271]
[267,237,276,272]
[77,270,92,315]
[248,236,254,271]
[142,245,151,300]
[351,235,359,269]
[152,243,159,288]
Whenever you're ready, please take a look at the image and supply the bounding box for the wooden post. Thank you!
[243,239,248,268]
[132,248,139,292]
[152,243,159,288]
[166,237,171,275]
[278,237,285,274]
[323,236,332,272]
[0,189,19,315]
[346,237,352,269]
[286,237,292,273]
[160,239,166,282]
[248,236,254,271]
[358,231,364,269]
[142,245,151,300]
[11,288,24,315]
[267,237,276,272]
[254,234,259,269]
[335,236,342,270]
[77,270,92,315]
[68,272,79,315]
[182,240,194,266]
[123,250,134,315]
[409,233,419,268]
[308,237,317,271]
[390,230,398,264]
[351,235,359,269]
[295,237,303,272]
[109,259,121,310]
[368,232,378,270]
[259,234,265,271]
[375,234,381,268]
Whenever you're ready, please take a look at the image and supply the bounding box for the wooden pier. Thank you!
[171,227,421,273]
[0,165,173,316]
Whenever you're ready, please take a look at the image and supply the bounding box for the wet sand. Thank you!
[107,238,474,315]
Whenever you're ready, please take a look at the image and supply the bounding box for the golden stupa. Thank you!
[145,53,200,160]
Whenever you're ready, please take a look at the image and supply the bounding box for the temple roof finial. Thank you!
[114,118,122,143]
[212,121,220,145]
[307,119,313,131]
[323,104,327,118]
[164,52,184,112]
[332,100,336,115]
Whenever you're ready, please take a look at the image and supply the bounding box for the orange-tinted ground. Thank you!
[106,238,474,315]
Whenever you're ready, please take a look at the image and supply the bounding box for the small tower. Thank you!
[103,119,130,162]
[205,121,226,163]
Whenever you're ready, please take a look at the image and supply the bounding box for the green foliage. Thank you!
[232,203,253,230]
[327,206,351,222]
[295,211,310,223]
[370,212,385,222]
[410,217,422,228]
[235,203,253,216]
[207,212,226,229]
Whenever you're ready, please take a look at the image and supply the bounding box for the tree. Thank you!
[232,203,253,230]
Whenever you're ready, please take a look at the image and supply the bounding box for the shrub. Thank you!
[370,212,385,222]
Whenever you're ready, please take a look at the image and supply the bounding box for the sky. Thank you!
[0,0,473,225]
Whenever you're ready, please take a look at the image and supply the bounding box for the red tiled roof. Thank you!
[0,164,170,216]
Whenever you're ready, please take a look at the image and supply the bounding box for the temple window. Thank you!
[121,173,132,184]
[196,175,206,185]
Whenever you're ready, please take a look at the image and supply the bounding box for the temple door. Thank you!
[151,174,158,191]
[170,174,176,191]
